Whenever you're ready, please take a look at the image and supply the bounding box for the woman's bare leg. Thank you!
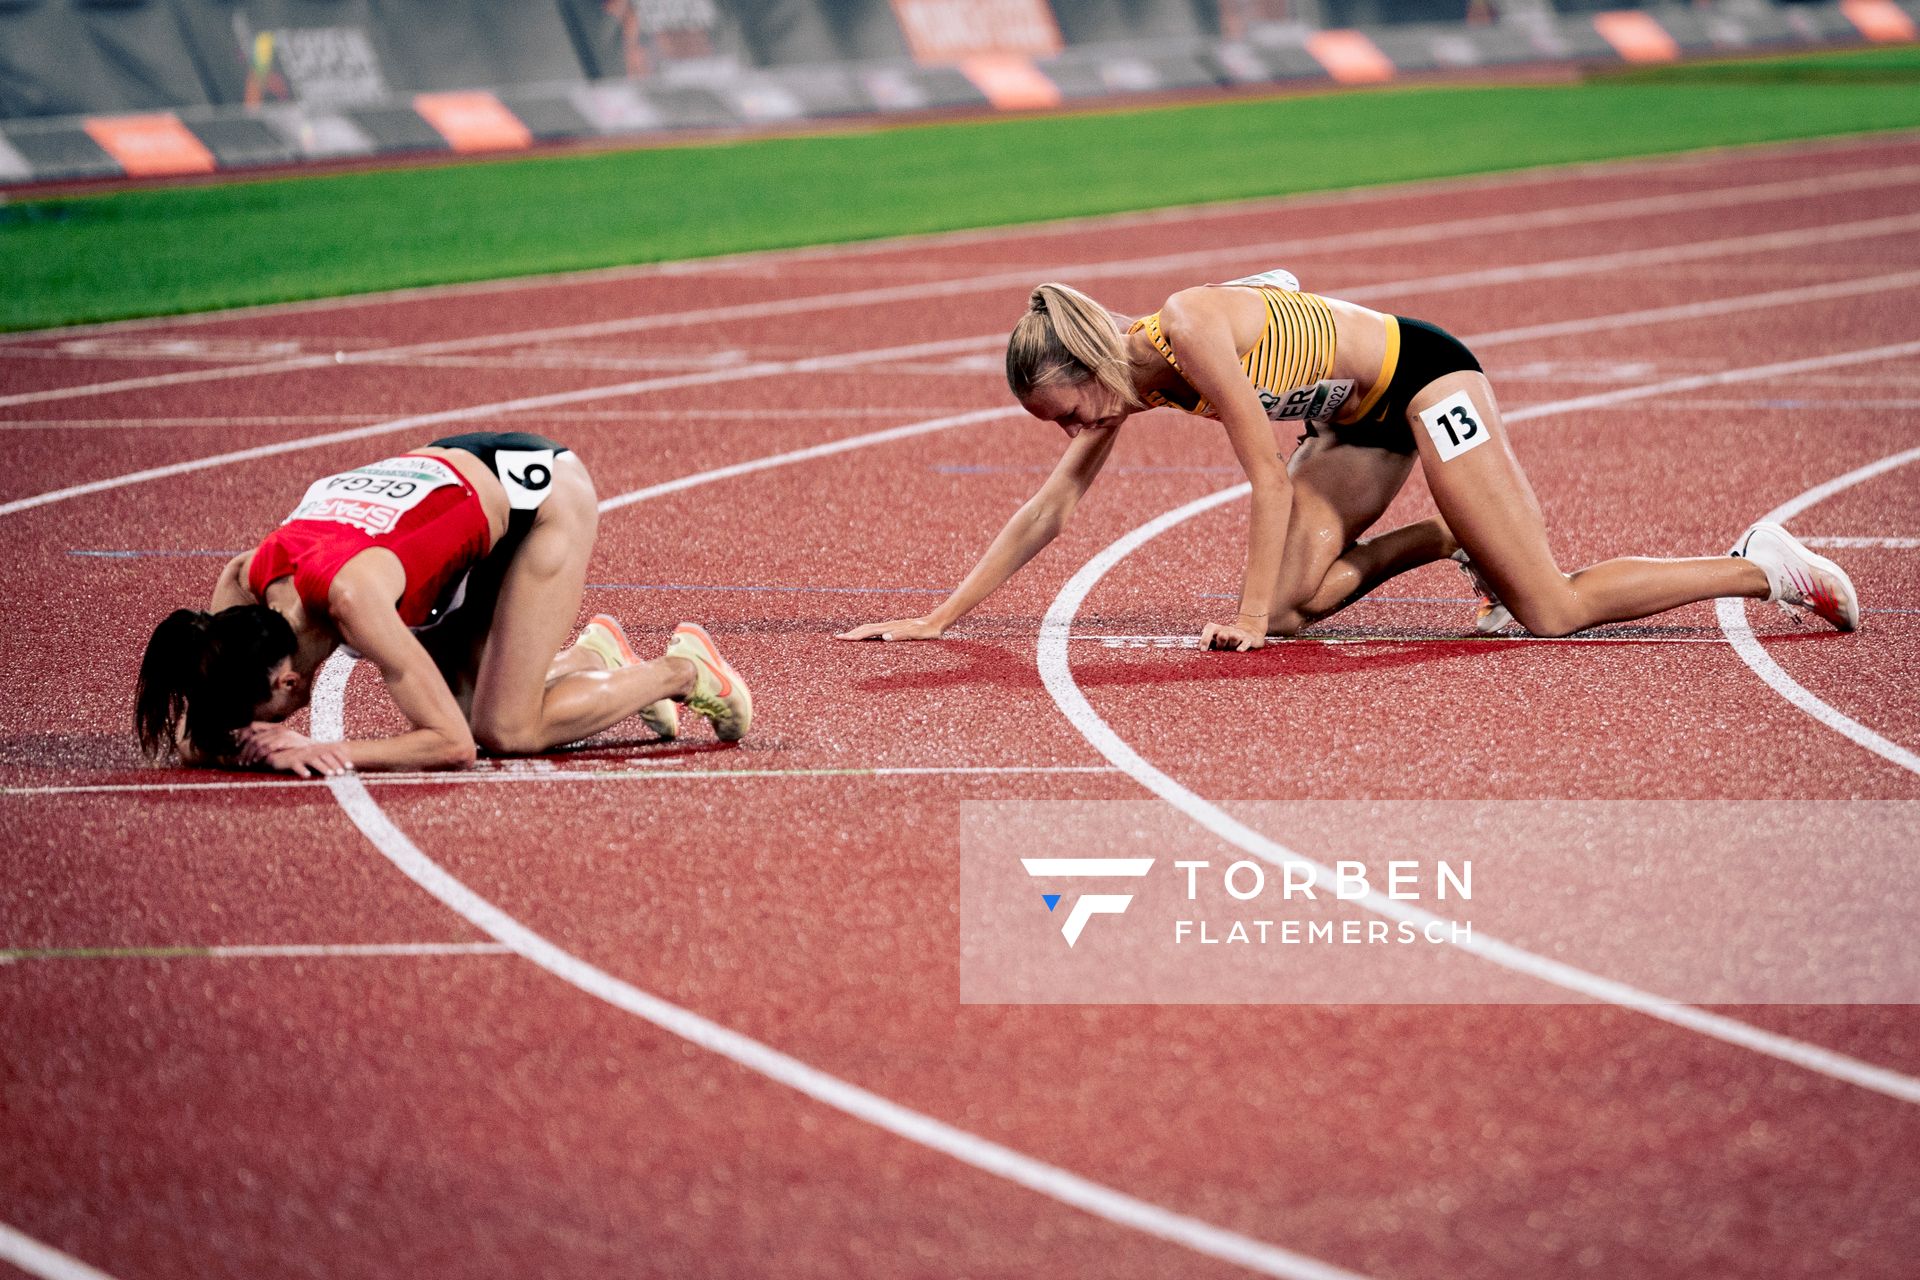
[1291,516,1459,625]
[1268,435,1432,635]
[466,457,696,754]
[1405,371,1768,637]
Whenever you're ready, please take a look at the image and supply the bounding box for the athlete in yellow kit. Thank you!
[839,272,1859,648]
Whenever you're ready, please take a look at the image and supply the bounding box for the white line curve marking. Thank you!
[309,658,1372,1280]
[1039,486,1920,1106]
[0,943,512,961]
[8,163,1919,409]
[0,1223,119,1280]
[1035,345,1920,1106]
[1715,445,1920,777]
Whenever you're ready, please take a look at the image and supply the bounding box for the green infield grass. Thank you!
[3,43,1918,331]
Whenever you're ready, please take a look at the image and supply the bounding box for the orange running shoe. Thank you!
[579,614,679,739]
[663,622,753,742]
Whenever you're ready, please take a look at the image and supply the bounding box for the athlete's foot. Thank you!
[1451,549,1515,635]
[578,614,680,739]
[663,622,753,742]
[1729,522,1860,631]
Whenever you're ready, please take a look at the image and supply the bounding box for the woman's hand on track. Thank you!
[835,617,945,642]
[1199,617,1267,652]
[238,724,353,777]
[235,720,309,765]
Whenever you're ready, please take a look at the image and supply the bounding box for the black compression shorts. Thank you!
[1301,317,1482,454]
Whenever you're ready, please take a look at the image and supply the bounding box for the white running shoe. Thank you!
[578,614,679,739]
[1451,549,1514,635]
[1729,521,1860,632]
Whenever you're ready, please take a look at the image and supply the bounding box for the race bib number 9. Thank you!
[282,457,460,536]
[1418,391,1491,462]
[495,448,557,511]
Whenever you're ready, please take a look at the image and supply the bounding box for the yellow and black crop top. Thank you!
[1130,277,1398,427]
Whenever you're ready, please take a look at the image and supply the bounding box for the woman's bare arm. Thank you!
[837,424,1122,641]
[283,554,477,771]
[1158,287,1293,650]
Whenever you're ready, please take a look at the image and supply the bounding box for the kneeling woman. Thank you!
[840,275,1858,649]
[137,431,752,775]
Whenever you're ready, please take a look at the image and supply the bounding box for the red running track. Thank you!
[2,133,1918,1280]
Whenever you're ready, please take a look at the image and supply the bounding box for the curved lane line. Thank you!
[310,666,1368,1280]
[1034,346,1920,1107]
[298,414,1374,1279]
[1039,484,1920,1105]
[0,1223,119,1280]
[1715,445,1920,777]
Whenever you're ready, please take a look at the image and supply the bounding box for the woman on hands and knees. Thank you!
[839,277,1857,649]
[135,432,753,776]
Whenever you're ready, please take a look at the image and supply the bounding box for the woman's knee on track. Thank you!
[470,712,546,756]
[1505,582,1588,638]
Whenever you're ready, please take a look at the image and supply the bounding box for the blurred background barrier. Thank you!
[0,0,1913,184]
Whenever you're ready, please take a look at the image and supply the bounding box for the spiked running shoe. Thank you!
[664,622,753,742]
[1729,522,1860,632]
[1451,549,1514,635]
[579,614,679,739]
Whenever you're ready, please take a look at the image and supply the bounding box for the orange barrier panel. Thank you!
[81,114,216,177]
[1841,0,1918,40]
[959,55,1063,109]
[1305,30,1396,84]
[414,92,533,153]
[1593,10,1682,63]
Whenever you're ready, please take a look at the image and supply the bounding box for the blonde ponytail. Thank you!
[1005,283,1141,408]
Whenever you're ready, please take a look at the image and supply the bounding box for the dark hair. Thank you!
[134,605,297,761]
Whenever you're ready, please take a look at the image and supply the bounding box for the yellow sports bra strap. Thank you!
[1132,314,1182,373]
[1343,314,1400,424]
[1131,314,1211,414]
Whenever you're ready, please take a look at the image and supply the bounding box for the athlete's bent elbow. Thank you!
[435,733,480,769]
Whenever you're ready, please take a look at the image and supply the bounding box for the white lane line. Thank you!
[1466,268,1920,348]
[1716,446,1920,777]
[309,662,1371,1280]
[1501,339,1920,423]
[22,130,1898,344]
[596,407,1010,512]
[1075,633,1730,647]
[0,1224,118,1280]
[0,339,1009,519]
[1040,488,1920,1106]
[22,131,1920,347]
[13,135,1910,349]
[1036,347,1920,1107]
[9,163,1920,409]
[1803,535,1920,549]
[0,408,977,432]
[14,223,1920,523]
[300,391,1375,1275]
[1,765,1118,797]
[0,942,511,961]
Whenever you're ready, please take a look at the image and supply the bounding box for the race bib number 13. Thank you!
[1418,391,1490,462]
